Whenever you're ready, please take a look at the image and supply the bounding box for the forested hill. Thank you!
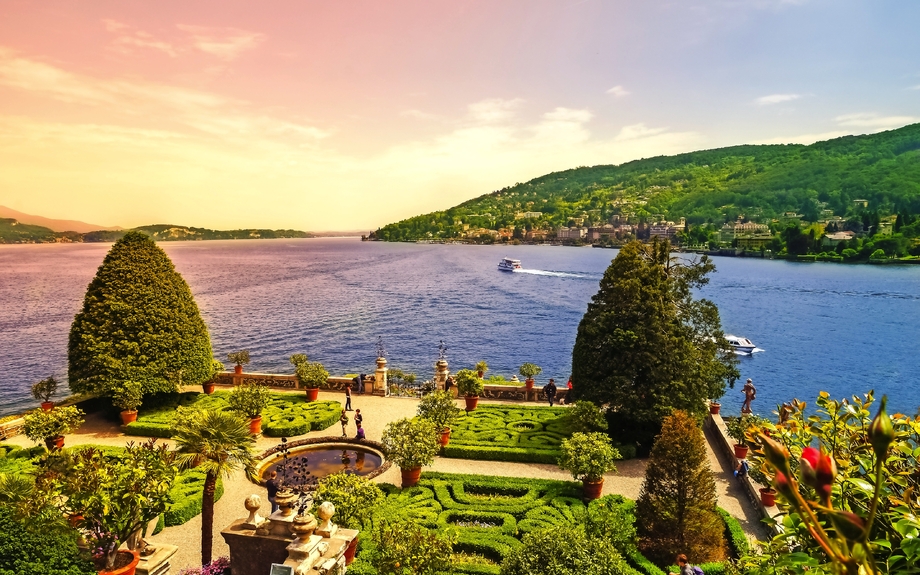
[0,221,312,244]
[374,123,920,241]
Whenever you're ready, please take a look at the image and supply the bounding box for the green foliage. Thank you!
[571,240,739,447]
[381,417,440,470]
[456,369,484,397]
[68,231,214,396]
[111,380,144,412]
[475,361,489,374]
[558,432,620,481]
[226,350,250,366]
[724,414,768,447]
[585,495,638,554]
[635,410,726,565]
[417,390,462,433]
[372,518,457,575]
[717,508,750,557]
[290,354,330,389]
[0,507,96,575]
[30,376,58,403]
[500,526,630,575]
[226,382,271,419]
[518,363,542,379]
[315,472,384,530]
[444,405,575,463]
[163,471,224,526]
[22,406,85,442]
[570,400,609,434]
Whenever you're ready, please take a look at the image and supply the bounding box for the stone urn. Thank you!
[275,488,298,517]
[291,513,317,542]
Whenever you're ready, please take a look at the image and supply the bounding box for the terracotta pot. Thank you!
[734,444,749,459]
[760,487,777,507]
[439,428,451,447]
[477,370,484,378]
[68,513,84,528]
[41,401,54,412]
[203,382,215,394]
[344,536,359,565]
[401,467,422,488]
[45,435,65,451]
[525,378,535,391]
[249,415,262,435]
[582,478,604,500]
[120,410,138,425]
[709,402,721,415]
[98,549,139,575]
[464,395,479,412]
[305,387,320,401]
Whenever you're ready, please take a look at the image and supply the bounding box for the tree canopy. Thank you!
[570,240,738,446]
[68,231,214,397]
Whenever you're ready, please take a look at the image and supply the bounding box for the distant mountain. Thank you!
[0,220,315,244]
[0,206,121,233]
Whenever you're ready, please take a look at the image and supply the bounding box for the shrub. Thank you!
[500,526,630,575]
[585,495,637,553]
[111,380,144,412]
[226,350,250,366]
[0,507,96,575]
[717,508,749,557]
[226,382,271,419]
[570,401,608,434]
[30,376,58,404]
[164,471,225,526]
[558,432,620,482]
[444,405,575,464]
[417,390,461,433]
[22,406,85,442]
[315,472,384,529]
[455,369,484,397]
[372,518,456,575]
[290,354,330,389]
[381,418,440,470]
[518,363,542,379]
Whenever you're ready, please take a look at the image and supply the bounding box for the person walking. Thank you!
[544,379,557,407]
[344,382,353,411]
[340,410,349,436]
[264,470,280,513]
[742,378,756,413]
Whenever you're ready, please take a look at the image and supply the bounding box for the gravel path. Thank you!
[6,390,766,570]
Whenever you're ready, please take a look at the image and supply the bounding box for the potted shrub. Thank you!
[227,350,250,375]
[204,359,224,394]
[290,354,330,401]
[475,360,489,379]
[454,369,484,412]
[519,363,542,391]
[23,405,85,450]
[726,414,762,459]
[315,472,384,565]
[381,417,440,487]
[227,381,271,435]
[709,401,721,415]
[112,381,144,425]
[31,376,58,411]
[417,390,461,446]
[557,432,620,500]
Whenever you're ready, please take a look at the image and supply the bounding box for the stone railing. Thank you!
[213,372,373,394]
[0,417,24,440]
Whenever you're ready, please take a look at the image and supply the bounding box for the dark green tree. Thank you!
[68,231,214,397]
[570,240,738,447]
[635,410,726,565]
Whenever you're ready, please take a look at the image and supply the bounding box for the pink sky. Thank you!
[1,0,918,230]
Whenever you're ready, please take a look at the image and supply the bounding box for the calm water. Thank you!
[261,446,383,483]
[1,238,918,418]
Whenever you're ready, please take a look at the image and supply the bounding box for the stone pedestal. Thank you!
[136,544,178,575]
[435,359,449,391]
[221,519,293,575]
[374,357,388,396]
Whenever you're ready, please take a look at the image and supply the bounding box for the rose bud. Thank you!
[868,396,895,459]
[827,510,866,543]
[772,470,797,501]
[759,434,792,474]
[800,446,836,502]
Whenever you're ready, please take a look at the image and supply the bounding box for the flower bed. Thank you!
[442,405,574,463]
[124,391,340,438]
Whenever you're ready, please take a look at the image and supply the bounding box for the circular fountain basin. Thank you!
[257,438,389,484]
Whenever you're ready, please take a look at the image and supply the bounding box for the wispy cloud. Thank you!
[102,20,264,60]
[606,85,629,97]
[834,112,918,130]
[755,93,801,105]
[910,85,920,91]
[176,25,266,60]
[466,98,524,123]
[103,19,179,57]
[400,109,438,121]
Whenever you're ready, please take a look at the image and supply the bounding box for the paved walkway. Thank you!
[5,390,766,570]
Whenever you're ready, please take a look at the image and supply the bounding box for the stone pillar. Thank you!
[374,357,388,396]
[435,359,449,391]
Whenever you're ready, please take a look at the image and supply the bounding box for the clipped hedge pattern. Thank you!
[163,470,225,526]
[124,391,341,438]
[718,507,750,557]
[446,405,574,463]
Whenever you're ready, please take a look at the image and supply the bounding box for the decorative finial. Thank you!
[376,336,388,360]
[438,340,448,362]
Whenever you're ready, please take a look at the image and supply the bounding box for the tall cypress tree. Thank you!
[68,231,214,397]
[570,239,738,447]
[635,410,726,565]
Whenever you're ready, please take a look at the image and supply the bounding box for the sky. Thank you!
[0,0,918,231]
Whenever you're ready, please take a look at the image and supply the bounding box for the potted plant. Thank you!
[112,381,144,425]
[204,359,224,394]
[519,363,542,391]
[381,417,440,487]
[227,381,271,435]
[31,376,58,411]
[726,414,759,459]
[557,432,620,500]
[315,472,384,565]
[475,360,489,379]
[417,390,461,447]
[23,405,85,450]
[227,350,250,375]
[290,354,330,401]
[455,369,484,412]
[709,401,721,415]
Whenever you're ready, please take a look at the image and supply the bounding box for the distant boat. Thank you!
[498,257,522,272]
[725,335,757,354]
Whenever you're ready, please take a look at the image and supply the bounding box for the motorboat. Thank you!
[498,257,522,272]
[725,335,757,354]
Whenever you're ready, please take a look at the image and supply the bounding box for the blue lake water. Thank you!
[1,238,918,419]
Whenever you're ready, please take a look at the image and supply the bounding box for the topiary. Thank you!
[455,369,484,397]
[68,231,214,397]
[226,382,271,419]
[417,390,461,433]
[372,518,456,575]
[381,417,440,470]
[315,472,384,530]
[111,380,144,412]
[557,432,620,482]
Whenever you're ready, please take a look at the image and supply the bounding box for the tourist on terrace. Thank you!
[544,378,557,407]
[355,425,365,440]
[344,382,353,411]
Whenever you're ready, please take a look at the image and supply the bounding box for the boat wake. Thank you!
[514,269,588,279]
[735,347,766,355]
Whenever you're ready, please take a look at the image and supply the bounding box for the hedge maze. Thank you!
[443,405,574,463]
[124,391,341,438]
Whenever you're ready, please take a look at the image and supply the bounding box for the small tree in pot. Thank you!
[726,414,766,459]
[558,432,620,500]
[417,390,461,446]
[203,359,224,394]
[227,381,271,435]
[23,405,85,450]
[475,360,489,379]
[31,376,58,411]
[381,417,439,487]
[290,354,330,401]
[454,369,484,411]
[519,363,542,391]
[227,350,250,374]
[315,472,384,565]
[111,380,144,425]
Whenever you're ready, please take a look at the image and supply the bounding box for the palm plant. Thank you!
[172,408,258,565]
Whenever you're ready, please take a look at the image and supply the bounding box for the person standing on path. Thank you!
[742,378,756,413]
[344,383,353,411]
[354,409,363,432]
[340,410,349,436]
[544,379,557,407]
[264,471,280,513]
[355,424,365,440]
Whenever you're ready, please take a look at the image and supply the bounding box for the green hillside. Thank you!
[0,221,312,244]
[374,123,920,242]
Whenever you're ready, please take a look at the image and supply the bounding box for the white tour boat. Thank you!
[498,257,522,272]
[725,335,757,354]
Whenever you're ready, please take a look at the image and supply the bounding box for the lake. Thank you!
[1,238,918,418]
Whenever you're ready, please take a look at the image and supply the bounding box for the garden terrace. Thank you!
[443,404,574,463]
[124,392,341,438]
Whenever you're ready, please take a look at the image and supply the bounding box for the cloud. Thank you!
[834,113,918,130]
[466,98,524,123]
[605,85,629,97]
[176,25,266,60]
[910,85,920,91]
[755,93,801,105]
[755,130,851,145]
[103,19,179,57]
[400,109,438,121]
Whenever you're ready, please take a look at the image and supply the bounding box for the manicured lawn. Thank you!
[124,391,341,438]
[443,405,574,463]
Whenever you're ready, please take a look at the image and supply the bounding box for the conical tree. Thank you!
[68,231,214,397]
[172,409,258,566]
[635,410,726,565]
